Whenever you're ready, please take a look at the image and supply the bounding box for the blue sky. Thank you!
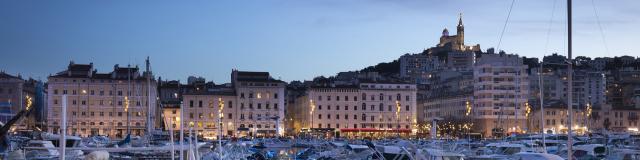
[0,0,638,83]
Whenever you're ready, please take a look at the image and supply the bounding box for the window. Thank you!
[362,103,366,110]
[266,103,270,109]
[327,96,331,101]
[345,96,349,101]
[241,93,245,98]
[354,106,357,110]
[54,89,58,94]
[354,96,358,101]
[379,103,383,111]
[318,114,322,119]
[405,105,409,111]
[327,114,331,119]
[318,96,322,101]
[228,113,232,119]
[241,103,245,109]
[336,96,340,101]
[362,114,366,121]
[336,105,340,111]
[258,103,262,109]
[198,101,203,107]
[397,94,401,101]
[327,105,331,110]
[274,103,279,109]
[336,114,340,119]
[274,93,278,99]
[362,93,366,100]
[406,95,410,101]
[318,105,322,110]
[228,101,233,108]
[379,93,383,101]
[189,100,194,107]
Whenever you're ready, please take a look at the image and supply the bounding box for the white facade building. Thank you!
[473,53,529,136]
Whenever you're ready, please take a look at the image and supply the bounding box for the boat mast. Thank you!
[146,57,153,134]
[539,62,547,153]
[127,65,131,135]
[566,0,574,159]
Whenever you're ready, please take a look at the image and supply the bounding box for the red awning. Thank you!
[340,128,411,133]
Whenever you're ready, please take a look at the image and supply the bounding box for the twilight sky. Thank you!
[0,0,638,83]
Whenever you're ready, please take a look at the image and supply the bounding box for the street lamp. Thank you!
[309,99,315,130]
[217,98,224,157]
[125,96,130,135]
[396,101,401,137]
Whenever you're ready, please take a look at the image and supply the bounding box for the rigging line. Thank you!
[496,0,516,52]
[544,0,558,56]
[591,0,611,56]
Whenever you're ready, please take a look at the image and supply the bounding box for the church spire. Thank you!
[458,12,463,27]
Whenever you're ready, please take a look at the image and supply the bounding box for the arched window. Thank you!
[379,93,384,101]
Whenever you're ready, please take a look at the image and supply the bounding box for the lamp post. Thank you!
[309,99,315,130]
[396,101,401,137]
[125,96,130,135]
[217,98,224,157]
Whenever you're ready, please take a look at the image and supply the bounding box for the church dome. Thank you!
[442,28,449,36]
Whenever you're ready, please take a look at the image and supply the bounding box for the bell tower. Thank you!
[457,13,464,47]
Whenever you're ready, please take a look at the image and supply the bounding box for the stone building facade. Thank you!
[47,61,157,137]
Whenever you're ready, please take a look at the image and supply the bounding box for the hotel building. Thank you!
[291,82,417,138]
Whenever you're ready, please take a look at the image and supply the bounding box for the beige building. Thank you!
[162,70,286,138]
[291,82,417,138]
[528,102,640,134]
[473,53,529,137]
[47,61,157,138]
[419,93,473,124]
